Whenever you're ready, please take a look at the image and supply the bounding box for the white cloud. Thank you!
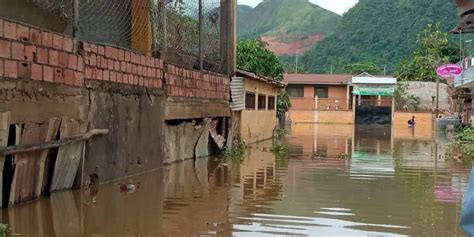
[237,0,359,15]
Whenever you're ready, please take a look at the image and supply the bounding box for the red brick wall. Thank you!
[0,18,84,86]
[0,17,229,101]
[166,64,230,101]
[83,42,163,88]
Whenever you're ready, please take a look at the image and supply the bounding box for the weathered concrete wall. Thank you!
[0,17,231,186]
[84,81,164,183]
[0,79,87,124]
[163,120,208,165]
[0,79,165,184]
[405,81,450,111]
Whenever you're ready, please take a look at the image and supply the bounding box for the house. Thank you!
[230,69,285,144]
[283,73,397,125]
[451,1,474,126]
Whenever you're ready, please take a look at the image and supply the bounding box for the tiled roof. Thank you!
[236,69,286,87]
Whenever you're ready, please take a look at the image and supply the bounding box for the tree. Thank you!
[237,39,291,117]
[396,23,459,82]
[237,39,285,80]
[344,61,382,75]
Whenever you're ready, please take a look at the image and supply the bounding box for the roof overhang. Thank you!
[351,76,397,85]
[351,76,397,96]
[236,69,286,87]
[451,14,474,34]
[285,82,346,85]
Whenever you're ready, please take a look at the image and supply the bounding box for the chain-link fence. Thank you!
[151,0,225,73]
[1,0,230,74]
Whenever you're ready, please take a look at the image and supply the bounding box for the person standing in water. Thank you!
[408,116,416,128]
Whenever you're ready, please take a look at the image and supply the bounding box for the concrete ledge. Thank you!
[165,97,230,120]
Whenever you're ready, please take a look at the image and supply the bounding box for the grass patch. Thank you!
[453,127,474,159]
[221,142,246,163]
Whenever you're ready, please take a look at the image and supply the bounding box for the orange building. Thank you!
[284,73,397,125]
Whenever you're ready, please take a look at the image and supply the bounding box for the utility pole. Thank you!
[330,65,333,75]
[295,49,298,74]
[383,66,386,76]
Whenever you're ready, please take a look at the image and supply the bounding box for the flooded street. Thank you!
[1,124,471,237]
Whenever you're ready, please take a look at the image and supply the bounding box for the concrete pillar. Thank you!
[346,85,350,110]
[377,95,381,106]
[391,96,395,125]
[352,94,357,124]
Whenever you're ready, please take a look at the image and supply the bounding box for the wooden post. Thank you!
[131,0,153,54]
[0,112,10,208]
[0,129,108,156]
[220,0,236,76]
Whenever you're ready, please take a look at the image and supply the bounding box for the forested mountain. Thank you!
[237,0,341,56]
[301,0,459,73]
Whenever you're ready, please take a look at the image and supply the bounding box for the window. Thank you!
[258,94,266,110]
[267,96,275,110]
[287,85,304,98]
[245,92,256,109]
[315,86,329,98]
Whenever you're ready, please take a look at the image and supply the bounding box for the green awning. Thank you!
[353,85,395,96]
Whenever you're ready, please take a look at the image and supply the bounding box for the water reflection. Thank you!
[1,124,471,237]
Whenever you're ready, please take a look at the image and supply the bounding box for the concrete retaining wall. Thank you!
[0,17,230,187]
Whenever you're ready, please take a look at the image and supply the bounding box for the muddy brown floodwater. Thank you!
[1,124,471,237]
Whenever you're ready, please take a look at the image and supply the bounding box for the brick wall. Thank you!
[166,64,230,101]
[0,18,84,86]
[0,17,230,101]
[83,42,163,88]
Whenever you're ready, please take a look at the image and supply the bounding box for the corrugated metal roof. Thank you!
[236,69,286,87]
[230,77,245,111]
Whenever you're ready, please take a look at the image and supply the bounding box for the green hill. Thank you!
[237,0,341,55]
[301,0,460,73]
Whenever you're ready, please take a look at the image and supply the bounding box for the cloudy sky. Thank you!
[238,0,359,15]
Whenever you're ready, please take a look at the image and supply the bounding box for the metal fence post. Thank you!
[199,0,204,70]
[72,0,80,39]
